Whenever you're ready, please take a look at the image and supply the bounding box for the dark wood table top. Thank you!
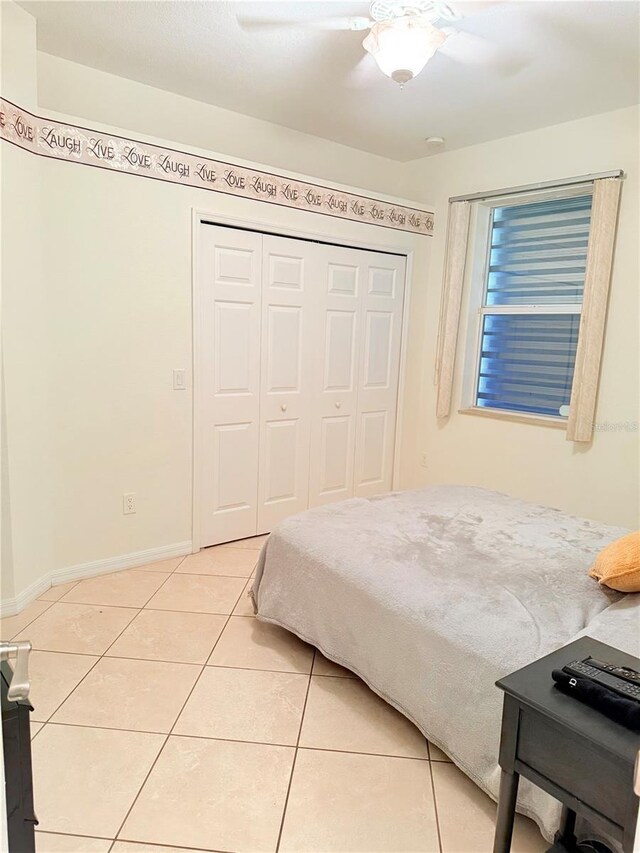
[496,636,640,763]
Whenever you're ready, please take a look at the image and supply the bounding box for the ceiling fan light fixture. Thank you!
[363,16,447,84]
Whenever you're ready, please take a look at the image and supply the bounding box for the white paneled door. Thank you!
[308,246,361,507]
[257,236,319,531]
[354,255,406,497]
[198,226,262,546]
[197,224,406,547]
[308,247,406,506]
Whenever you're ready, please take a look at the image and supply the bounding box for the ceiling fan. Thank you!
[237,1,508,87]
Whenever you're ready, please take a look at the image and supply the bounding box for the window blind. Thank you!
[487,195,593,306]
[476,313,581,417]
[475,193,593,419]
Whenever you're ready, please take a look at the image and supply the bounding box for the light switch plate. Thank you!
[173,369,186,390]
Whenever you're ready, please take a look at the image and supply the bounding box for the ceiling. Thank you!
[19,0,640,161]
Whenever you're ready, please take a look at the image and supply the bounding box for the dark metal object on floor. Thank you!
[2,646,37,853]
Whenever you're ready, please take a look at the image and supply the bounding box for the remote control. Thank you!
[585,657,640,685]
[563,659,640,703]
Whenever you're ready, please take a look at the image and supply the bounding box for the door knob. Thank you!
[281,403,287,412]
[335,402,341,409]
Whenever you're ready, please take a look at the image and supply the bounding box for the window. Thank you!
[435,175,622,440]
[473,194,593,419]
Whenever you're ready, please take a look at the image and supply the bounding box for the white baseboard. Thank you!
[0,541,193,618]
[0,574,54,619]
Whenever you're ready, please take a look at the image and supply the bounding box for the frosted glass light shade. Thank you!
[363,17,447,84]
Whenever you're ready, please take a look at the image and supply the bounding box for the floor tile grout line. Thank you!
[165,577,255,738]
[143,603,248,616]
[427,747,445,853]
[32,720,432,761]
[35,829,114,842]
[110,731,171,844]
[111,576,251,844]
[275,648,315,853]
[99,657,313,675]
[44,605,146,725]
[5,599,57,641]
[37,653,104,725]
[36,827,228,853]
[139,563,186,609]
[173,571,255,579]
[56,572,175,611]
[38,579,80,603]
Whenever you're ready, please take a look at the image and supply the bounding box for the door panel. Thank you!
[213,423,255,511]
[257,235,319,531]
[355,410,387,487]
[266,305,302,392]
[324,311,356,391]
[362,311,393,388]
[262,419,298,503]
[354,255,406,497]
[318,415,353,496]
[199,226,262,546]
[308,245,361,507]
[214,302,253,393]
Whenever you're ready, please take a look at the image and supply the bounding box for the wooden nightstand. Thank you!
[493,636,640,853]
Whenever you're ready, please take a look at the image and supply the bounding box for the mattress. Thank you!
[251,485,638,841]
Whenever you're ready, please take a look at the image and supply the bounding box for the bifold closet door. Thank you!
[257,236,319,531]
[198,226,262,546]
[353,254,406,496]
[198,224,407,546]
[308,246,361,506]
[308,247,405,506]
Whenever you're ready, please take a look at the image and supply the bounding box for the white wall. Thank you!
[1,2,54,605]
[37,53,406,197]
[396,105,640,529]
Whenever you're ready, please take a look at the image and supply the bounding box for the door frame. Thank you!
[191,208,415,553]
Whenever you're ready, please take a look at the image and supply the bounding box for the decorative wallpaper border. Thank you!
[1,97,434,236]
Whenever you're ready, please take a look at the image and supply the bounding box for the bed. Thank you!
[250,485,639,842]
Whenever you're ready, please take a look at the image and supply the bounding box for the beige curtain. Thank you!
[567,177,622,442]
[435,201,471,418]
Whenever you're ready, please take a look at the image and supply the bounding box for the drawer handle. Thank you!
[281,403,287,412]
[335,402,341,409]
[0,641,32,702]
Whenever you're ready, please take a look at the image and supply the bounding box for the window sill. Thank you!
[458,407,567,430]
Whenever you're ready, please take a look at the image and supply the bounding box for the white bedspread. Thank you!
[251,485,639,841]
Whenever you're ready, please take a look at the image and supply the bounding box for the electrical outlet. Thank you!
[421,453,428,468]
[123,493,136,515]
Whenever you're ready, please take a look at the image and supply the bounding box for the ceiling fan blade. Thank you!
[438,30,528,76]
[446,1,505,19]
[237,16,371,33]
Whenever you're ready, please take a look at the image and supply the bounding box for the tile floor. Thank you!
[2,536,547,853]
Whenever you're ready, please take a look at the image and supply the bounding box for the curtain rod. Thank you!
[448,169,624,204]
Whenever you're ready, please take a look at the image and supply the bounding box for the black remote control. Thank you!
[585,657,640,685]
[563,659,640,703]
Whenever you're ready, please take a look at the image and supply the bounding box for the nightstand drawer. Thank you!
[518,708,629,826]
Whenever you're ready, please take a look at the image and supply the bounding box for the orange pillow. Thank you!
[589,531,640,592]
